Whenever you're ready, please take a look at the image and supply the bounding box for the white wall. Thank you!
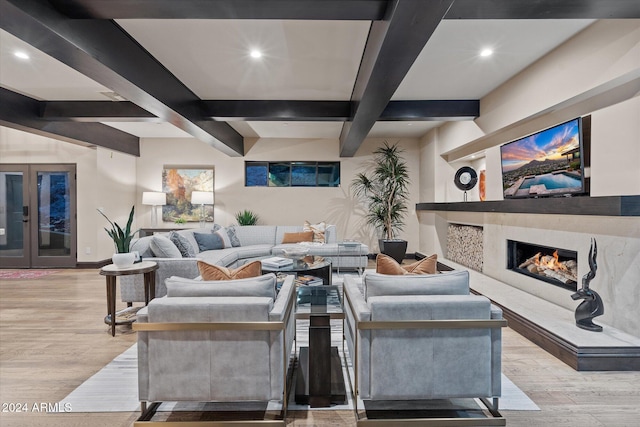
[136,136,421,254]
[0,127,137,262]
[416,20,640,336]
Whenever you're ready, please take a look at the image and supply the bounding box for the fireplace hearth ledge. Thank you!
[439,257,640,371]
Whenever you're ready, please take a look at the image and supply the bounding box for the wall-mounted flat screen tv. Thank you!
[500,117,586,199]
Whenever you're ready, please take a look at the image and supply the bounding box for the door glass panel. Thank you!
[0,172,24,257]
[37,171,71,257]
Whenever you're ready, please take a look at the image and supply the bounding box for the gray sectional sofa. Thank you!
[121,224,369,304]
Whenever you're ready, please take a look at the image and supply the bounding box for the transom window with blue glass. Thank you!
[245,161,340,187]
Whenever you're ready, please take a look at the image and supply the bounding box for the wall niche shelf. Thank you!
[416,195,640,217]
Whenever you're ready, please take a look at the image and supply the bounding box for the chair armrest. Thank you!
[269,275,296,321]
[343,275,371,322]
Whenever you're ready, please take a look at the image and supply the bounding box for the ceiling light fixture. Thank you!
[14,51,29,60]
[480,48,493,57]
[250,49,262,59]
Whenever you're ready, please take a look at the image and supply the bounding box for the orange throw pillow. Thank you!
[376,253,438,275]
[281,231,314,244]
[403,254,438,275]
[197,260,262,281]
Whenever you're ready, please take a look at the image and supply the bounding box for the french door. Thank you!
[0,164,77,268]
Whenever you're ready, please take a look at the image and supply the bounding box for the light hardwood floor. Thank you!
[1,268,639,427]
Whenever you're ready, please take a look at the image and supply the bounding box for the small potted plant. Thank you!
[98,206,139,268]
[235,209,260,226]
[351,141,410,263]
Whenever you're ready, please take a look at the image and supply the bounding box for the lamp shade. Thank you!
[142,192,167,206]
[142,191,167,206]
[191,191,214,205]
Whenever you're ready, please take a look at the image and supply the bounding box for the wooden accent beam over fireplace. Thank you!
[416,195,640,217]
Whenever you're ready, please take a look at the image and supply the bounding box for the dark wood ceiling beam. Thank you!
[339,0,456,157]
[41,99,479,122]
[0,88,140,155]
[49,0,389,20]
[445,0,640,19]
[1,0,244,156]
[380,100,479,121]
[41,101,158,122]
[49,0,640,20]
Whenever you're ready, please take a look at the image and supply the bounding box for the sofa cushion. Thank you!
[212,227,232,248]
[197,260,262,281]
[303,220,326,243]
[282,231,314,244]
[197,248,240,267]
[193,232,225,251]
[165,273,277,299]
[131,236,154,258]
[364,270,469,300]
[169,231,197,257]
[376,253,437,275]
[234,225,277,246]
[150,234,183,258]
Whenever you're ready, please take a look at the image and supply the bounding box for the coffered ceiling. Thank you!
[1,0,638,157]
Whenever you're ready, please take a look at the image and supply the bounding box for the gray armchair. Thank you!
[343,271,506,426]
[133,273,296,425]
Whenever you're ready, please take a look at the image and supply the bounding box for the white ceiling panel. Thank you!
[0,29,112,101]
[394,20,594,100]
[246,121,343,139]
[369,121,442,139]
[118,19,370,101]
[101,122,193,138]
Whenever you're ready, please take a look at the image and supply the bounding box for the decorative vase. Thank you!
[112,252,135,268]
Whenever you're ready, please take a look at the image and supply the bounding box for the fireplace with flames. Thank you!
[507,240,578,291]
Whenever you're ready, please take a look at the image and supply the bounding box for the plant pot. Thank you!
[378,239,408,264]
[112,252,135,268]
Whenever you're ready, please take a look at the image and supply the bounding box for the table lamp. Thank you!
[190,191,214,228]
[142,192,166,227]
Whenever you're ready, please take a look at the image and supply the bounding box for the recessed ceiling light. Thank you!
[14,51,29,60]
[407,123,413,126]
[480,48,493,57]
[250,49,262,59]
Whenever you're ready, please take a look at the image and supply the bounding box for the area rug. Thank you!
[57,320,538,413]
[0,269,59,280]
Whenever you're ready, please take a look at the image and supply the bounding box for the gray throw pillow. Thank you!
[169,231,196,257]
[226,225,241,247]
[193,232,225,251]
[150,234,183,258]
[165,274,277,299]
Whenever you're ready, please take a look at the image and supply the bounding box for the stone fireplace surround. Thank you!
[423,208,640,370]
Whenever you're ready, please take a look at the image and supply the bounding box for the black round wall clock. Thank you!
[454,166,478,192]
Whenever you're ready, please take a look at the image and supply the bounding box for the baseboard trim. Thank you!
[76,259,111,269]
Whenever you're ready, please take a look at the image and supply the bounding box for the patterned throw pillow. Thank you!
[169,231,196,257]
[197,260,262,281]
[376,253,438,275]
[226,226,241,247]
[303,220,326,243]
[281,231,314,244]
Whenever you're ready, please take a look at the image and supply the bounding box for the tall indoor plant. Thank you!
[98,205,139,267]
[352,141,410,263]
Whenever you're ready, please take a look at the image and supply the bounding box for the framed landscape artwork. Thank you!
[162,166,214,223]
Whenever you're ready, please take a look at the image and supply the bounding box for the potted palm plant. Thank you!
[98,205,139,268]
[352,141,410,263]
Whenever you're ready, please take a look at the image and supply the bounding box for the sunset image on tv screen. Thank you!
[501,118,583,198]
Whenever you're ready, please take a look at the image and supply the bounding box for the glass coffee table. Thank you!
[294,285,346,407]
[261,257,332,285]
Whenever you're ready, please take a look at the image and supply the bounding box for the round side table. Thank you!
[99,261,158,336]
